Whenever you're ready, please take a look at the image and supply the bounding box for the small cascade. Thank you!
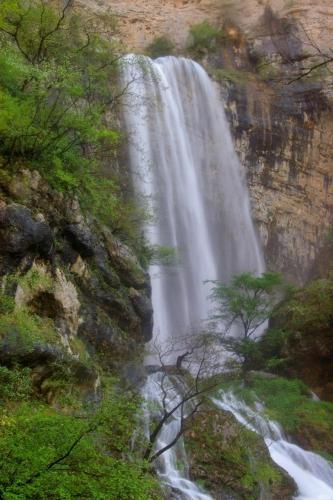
[143,374,212,500]
[214,391,333,500]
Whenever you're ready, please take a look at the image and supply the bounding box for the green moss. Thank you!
[185,405,286,499]
[223,376,333,455]
[14,267,54,294]
[0,308,59,353]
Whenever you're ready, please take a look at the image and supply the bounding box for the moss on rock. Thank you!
[184,404,296,499]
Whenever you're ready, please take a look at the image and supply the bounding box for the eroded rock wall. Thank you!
[0,169,152,391]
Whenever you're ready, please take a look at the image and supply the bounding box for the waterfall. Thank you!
[123,54,264,498]
[122,55,332,499]
[123,55,264,348]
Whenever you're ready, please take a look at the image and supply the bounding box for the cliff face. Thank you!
[86,0,333,283]
[84,0,333,55]
[0,169,152,398]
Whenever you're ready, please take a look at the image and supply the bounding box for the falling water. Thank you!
[123,55,264,347]
[122,55,332,499]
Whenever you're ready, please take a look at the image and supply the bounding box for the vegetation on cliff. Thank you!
[0,0,145,241]
[0,2,162,498]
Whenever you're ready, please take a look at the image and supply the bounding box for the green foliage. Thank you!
[209,272,285,338]
[0,395,159,499]
[147,36,174,58]
[256,328,290,372]
[232,376,333,435]
[280,274,333,334]
[188,21,223,54]
[0,294,15,315]
[0,0,142,234]
[0,365,32,402]
[0,308,59,353]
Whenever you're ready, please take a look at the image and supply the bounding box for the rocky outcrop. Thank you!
[184,404,296,499]
[0,169,153,381]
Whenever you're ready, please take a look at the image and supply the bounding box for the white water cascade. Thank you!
[215,391,333,500]
[123,55,264,347]
[122,55,333,499]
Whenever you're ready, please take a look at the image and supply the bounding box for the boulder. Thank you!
[0,204,53,256]
[64,223,97,257]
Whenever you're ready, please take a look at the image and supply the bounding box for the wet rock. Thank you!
[78,305,133,361]
[0,339,63,367]
[0,204,53,256]
[184,406,297,499]
[103,227,148,289]
[129,287,153,341]
[64,223,97,257]
[93,247,121,288]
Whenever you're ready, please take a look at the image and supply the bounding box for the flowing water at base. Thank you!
[214,391,333,500]
[143,374,212,500]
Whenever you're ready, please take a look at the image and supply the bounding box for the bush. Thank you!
[147,36,174,58]
[280,274,333,334]
[188,21,223,54]
[0,294,15,315]
[0,365,32,401]
[0,398,160,499]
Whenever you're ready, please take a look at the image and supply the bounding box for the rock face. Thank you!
[84,0,333,55]
[0,169,153,375]
[221,41,333,283]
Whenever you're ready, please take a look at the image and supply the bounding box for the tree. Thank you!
[0,0,142,233]
[143,334,222,463]
[0,382,159,499]
[208,272,285,371]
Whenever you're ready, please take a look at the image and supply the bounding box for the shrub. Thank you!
[280,274,333,334]
[0,365,32,401]
[0,399,160,499]
[147,36,174,58]
[188,21,223,53]
[0,294,15,315]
